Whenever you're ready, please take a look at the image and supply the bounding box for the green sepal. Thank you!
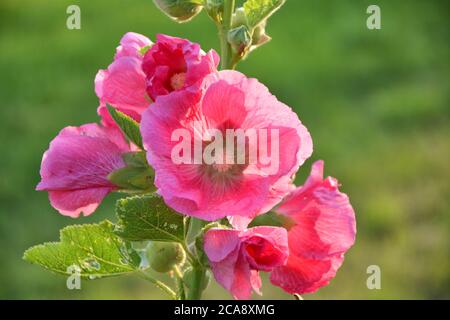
[107,105,144,149]
[249,211,296,230]
[108,152,155,193]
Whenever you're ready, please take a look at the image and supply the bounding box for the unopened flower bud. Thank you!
[153,0,203,23]
[146,242,186,273]
[205,0,224,23]
[227,25,252,56]
[231,7,248,28]
[250,21,272,52]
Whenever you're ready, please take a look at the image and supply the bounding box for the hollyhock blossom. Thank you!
[204,227,289,299]
[269,160,356,294]
[140,70,313,222]
[95,32,152,126]
[142,34,219,101]
[36,124,131,217]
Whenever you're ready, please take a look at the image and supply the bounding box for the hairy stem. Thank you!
[187,262,206,300]
[219,0,236,70]
[138,271,177,300]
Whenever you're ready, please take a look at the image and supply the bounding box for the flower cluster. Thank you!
[36,32,356,299]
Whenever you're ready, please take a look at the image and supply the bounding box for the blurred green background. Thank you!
[0,0,449,299]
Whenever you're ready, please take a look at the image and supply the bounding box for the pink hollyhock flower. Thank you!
[140,70,313,222]
[269,160,356,294]
[95,32,152,126]
[36,124,131,217]
[204,226,289,300]
[142,34,219,101]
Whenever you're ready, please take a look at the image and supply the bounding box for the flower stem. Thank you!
[187,262,206,300]
[181,241,196,265]
[138,271,177,300]
[219,0,236,70]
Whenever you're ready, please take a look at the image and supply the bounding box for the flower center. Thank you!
[244,237,279,270]
[170,72,186,91]
[212,162,233,173]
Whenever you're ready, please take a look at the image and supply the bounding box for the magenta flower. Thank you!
[140,70,313,222]
[36,124,131,217]
[269,160,356,294]
[204,227,289,300]
[142,34,219,101]
[95,32,152,126]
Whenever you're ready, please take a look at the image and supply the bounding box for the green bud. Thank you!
[146,242,186,273]
[227,25,252,56]
[250,21,271,52]
[205,0,224,23]
[231,7,248,28]
[183,267,211,290]
[153,0,203,23]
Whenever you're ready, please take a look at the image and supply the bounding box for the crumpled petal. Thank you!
[95,32,151,126]
[142,34,219,100]
[204,227,289,300]
[270,160,356,294]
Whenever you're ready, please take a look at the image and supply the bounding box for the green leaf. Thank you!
[107,105,144,149]
[115,194,186,242]
[243,0,285,28]
[23,221,141,278]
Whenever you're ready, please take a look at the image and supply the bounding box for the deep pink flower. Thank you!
[140,70,313,222]
[204,226,289,300]
[36,124,131,217]
[269,160,356,294]
[142,34,219,101]
[95,32,152,126]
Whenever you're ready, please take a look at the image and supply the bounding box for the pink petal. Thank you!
[37,123,129,217]
[242,226,289,271]
[277,161,356,258]
[270,253,344,294]
[208,247,240,293]
[228,216,253,230]
[230,250,253,300]
[48,187,111,218]
[201,79,248,127]
[115,32,152,59]
[204,229,240,262]
[250,270,262,296]
[270,160,356,294]
[95,57,149,122]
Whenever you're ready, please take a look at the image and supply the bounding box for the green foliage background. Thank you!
[0,0,448,299]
